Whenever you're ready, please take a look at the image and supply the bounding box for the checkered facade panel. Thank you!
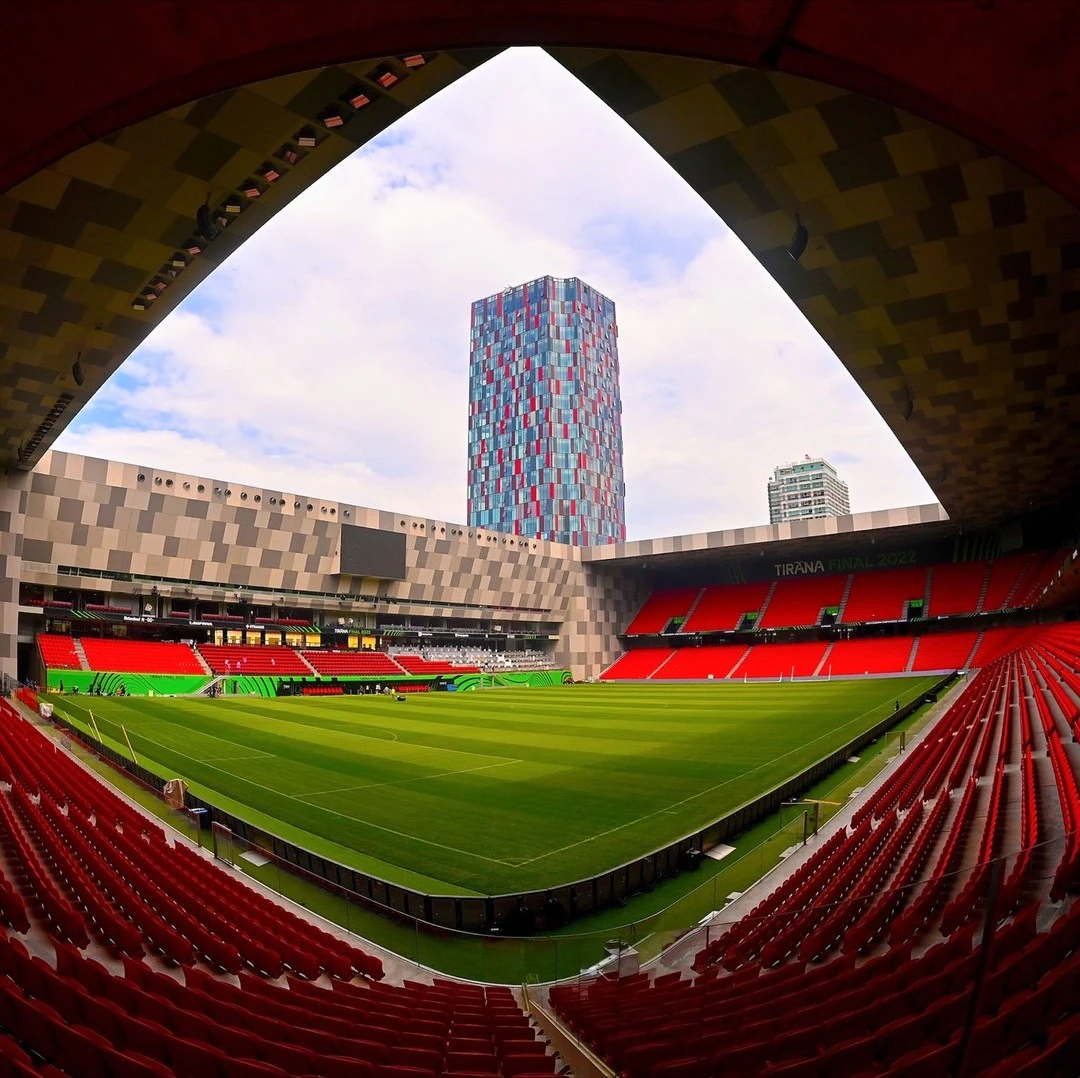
[467,276,625,546]
[0,49,496,472]
[551,49,1080,527]
[6,452,634,677]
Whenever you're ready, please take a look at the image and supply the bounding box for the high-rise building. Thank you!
[768,456,851,524]
[467,276,625,545]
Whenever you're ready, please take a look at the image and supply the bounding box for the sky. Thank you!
[56,48,938,541]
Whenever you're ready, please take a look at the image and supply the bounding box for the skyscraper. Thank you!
[468,276,625,546]
[768,456,851,524]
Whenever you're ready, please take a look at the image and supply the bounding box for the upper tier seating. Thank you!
[392,655,482,675]
[625,588,701,634]
[824,636,915,675]
[302,650,406,676]
[197,645,311,676]
[736,641,829,678]
[37,634,81,670]
[683,582,772,633]
[927,561,987,616]
[911,631,980,671]
[981,553,1036,611]
[600,649,674,680]
[756,574,847,629]
[80,638,204,675]
[840,566,928,623]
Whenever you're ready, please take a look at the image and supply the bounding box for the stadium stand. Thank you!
[839,565,928,623]
[36,634,81,670]
[552,633,1080,1075]
[624,588,701,634]
[80,638,205,675]
[197,645,311,676]
[0,699,565,1076]
[926,561,987,616]
[650,645,747,680]
[683,582,772,633]
[981,554,1036,612]
[821,636,916,676]
[756,574,847,629]
[911,631,980,671]
[392,654,482,675]
[301,650,406,677]
[735,641,829,679]
[599,649,674,680]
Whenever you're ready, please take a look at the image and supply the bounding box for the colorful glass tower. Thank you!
[468,276,625,546]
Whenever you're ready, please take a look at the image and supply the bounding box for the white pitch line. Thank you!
[299,758,519,799]
[59,701,518,868]
[515,678,942,866]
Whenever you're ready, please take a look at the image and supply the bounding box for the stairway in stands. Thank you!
[834,573,854,622]
[974,561,993,614]
[71,639,90,671]
[679,587,707,631]
[752,581,779,630]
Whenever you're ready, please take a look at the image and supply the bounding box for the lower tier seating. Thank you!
[196,645,311,676]
[36,635,81,671]
[80,639,204,675]
[301,650,406,676]
[556,627,1080,1075]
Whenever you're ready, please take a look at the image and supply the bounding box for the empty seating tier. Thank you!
[683,582,771,633]
[301,650,406,676]
[197,645,311,676]
[927,561,987,616]
[736,641,829,679]
[392,655,482,675]
[80,638,204,674]
[554,630,1080,1075]
[756,574,847,629]
[624,588,701,635]
[600,649,674,680]
[839,566,927,624]
[910,631,980,671]
[651,646,746,680]
[824,636,915,675]
[37,634,81,670]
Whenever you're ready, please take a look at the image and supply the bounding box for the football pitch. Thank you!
[51,677,937,895]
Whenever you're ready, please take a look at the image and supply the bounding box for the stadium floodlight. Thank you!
[319,109,345,129]
[296,127,317,148]
[787,214,809,262]
[402,54,426,68]
[346,87,372,110]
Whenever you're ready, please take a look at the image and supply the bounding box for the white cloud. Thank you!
[58,47,937,538]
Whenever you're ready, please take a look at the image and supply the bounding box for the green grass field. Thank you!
[50,677,937,895]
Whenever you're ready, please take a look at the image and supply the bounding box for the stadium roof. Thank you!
[2,2,1078,531]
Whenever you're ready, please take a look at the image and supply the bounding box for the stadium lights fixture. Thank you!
[241,181,262,200]
[372,65,399,88]
[402,54,426,68]
[296,127,317,148]
[279,146,300,166]
[169,253,186,269]
[346,87,372,110]
[319,110,345,129]
[184,239,202,256]
[224,196,242,214]
[787,213,809,262]
[258,164,280,183]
